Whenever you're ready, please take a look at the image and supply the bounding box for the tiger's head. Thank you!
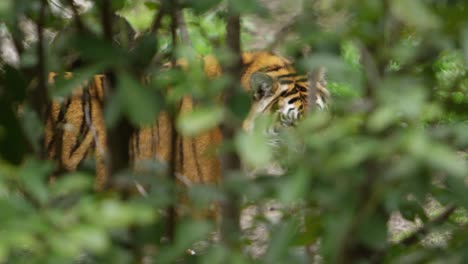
[239,52,329,176]
[241,51,329,133]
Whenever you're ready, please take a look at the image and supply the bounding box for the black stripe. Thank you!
[96,76,106,107]
[279,79,294,84]
[283,89,298,97]
[70,86,90,157]
[57,99,72,125]
[47,98,72,155]
[259,65,284,73]
[276,73,297,79]
[177,101,184,175]
[178,135,184,176]
[191,140,203,183]
[288,96,300,104]
[261,94,280,114]
[296,77,308,83]
[296,84,308,92]
[135,128,140,156]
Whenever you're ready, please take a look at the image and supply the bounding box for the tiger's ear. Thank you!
[250,72,275,101]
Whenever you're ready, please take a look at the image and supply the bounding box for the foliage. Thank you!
[0,0,467,263]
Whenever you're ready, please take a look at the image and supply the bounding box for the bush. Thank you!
[0,0,467,263]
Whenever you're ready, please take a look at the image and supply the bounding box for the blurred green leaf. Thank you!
[357,213,387,249]
[18,158,54,205]
[235,127,273,168]
[155,220,213,263]
[229,0,267,15]
[391,0,441,31]
[177,106,224,136]
[0,0,12,24]
[50,64,106,98]
[187,0,222,14]
[144,1,160,10]
[265,219,299,263]
[49,172,93,197]
[117,73,162,126]
[74,33,122,65]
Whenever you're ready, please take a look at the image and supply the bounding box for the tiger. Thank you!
[45,51,330,191]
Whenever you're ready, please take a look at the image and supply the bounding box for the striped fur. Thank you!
[45,51,329,189]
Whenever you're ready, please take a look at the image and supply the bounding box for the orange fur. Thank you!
[45,51,329,190]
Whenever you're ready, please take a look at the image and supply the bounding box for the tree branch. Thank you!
[30,0,50,159]
[220,3,243,247]
[150,5,166,34]
[164,0,180,244]
[99,0,134,189]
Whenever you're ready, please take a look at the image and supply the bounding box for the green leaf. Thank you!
[50,64,106,98]
[176,106,224,136]
[391,0,441,31]
[74,33,122,65]
[188,0,222,14]
[368,106,398,132]
[128,34,158,71]
[117,73,162,126]
[0,0,12,23]
[18,158,54,205]
[279,168,309,203]
[50,172,93,197]
[68,226,109,253]
[144,1,160,10]
[265,219,299,263]
[3,65,27,102]
[229,0,268,16]
[235,127,273,168]
[155,220,213,263]
[357,213,387,249]
[82,199,155,228]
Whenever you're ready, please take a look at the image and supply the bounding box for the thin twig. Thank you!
[400,204,457,246]
[369,204,458,263]
[150,5,166,34]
